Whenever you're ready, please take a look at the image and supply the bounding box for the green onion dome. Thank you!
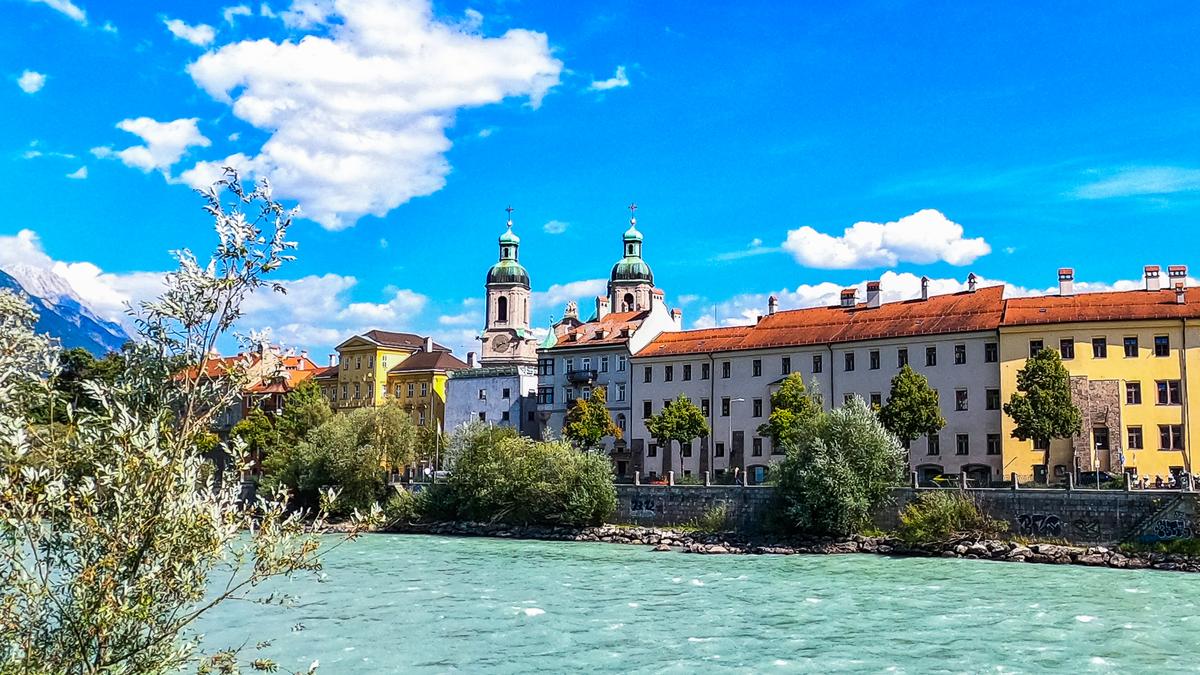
[487,259,529,287]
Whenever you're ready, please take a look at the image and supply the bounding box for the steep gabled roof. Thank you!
[337,330,449,352]
[389,350,468,373]
[544,310,649,350]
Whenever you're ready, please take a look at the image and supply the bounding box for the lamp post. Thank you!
[729,397,745,481]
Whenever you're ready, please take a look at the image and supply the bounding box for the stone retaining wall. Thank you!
[615,484,1200,545]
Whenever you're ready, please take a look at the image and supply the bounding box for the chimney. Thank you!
[328,353,336,368]
[424,336,434,352]
[1169,265,1188,287]
[920,276,930,301]
[1145,265,1162,291]
[768,295,779,315]
[967,273,978,292]
[596,296,610,321]
[866,281,882,308]
[467,351,477,368]
[1177,282,1187,304]
[840,288,857,308]
[671,308,683,327]
[1058,268,1074,296]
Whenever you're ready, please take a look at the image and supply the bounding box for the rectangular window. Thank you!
[565,357,574,372]
[701,362,711,380]
[354,382,361,399]
[340,383,347,399]
[927,433,940,456]
[869,392,882,408]
[420,382,428,397]
[811,354,822,374]
[1092,338,1107,358]
[1060,338,1075,360]
[618,356,627,372]
[418,411,425,426]
[647,443,657,458]
[644,366,652,383]
[753,398,763,417]
[984,342,998,363]
[844,352,855,371]
[581,357,592,371]
[537,387,554,404]
[407,383,415,397]
[643,401,652,419]
[982,388,999,410]
[782,356,792,375]
[565,388,574,402]
[1033,437,1050,451]
[1029,340,1043,357]
[341,359,347,370]
[954,344,966,365]
[753,359,762,377]
[722,361,731,378]
[898,348,908,368]
[664,365,673,382]
[1126,382,1142,405]
[600,356,609,373]
[501,411,510,422]
[1155,335,1170,357]
[721,397,731,416]
[1128,426,1143,450]
[701,398,710,416]
[615,383,626,402]
[925,346,937,367]
[956,434,970,456]
[683,364,692,381]
[1157,380,1182,405]
[681,441,692,458]
[355,355,362,370]
[714,442,725,458]
[394,384,402,398]
[986,433,1001,456]
[1160,424,1185,450]
[537,358,554,376]
[478,388,487,400]
[368,355,373,368]
[502,388,511,399]
[955,389,968,411]
[752,437,763,457]
[870,350,881,370]
[1124,336,1138,358]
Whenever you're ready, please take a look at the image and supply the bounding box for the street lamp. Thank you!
[729,397,745,482]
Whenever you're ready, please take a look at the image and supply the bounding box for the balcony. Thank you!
[566,369,598,384]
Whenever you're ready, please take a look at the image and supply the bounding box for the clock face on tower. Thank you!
[492,334,511,352]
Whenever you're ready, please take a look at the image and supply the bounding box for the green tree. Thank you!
[773,397,906,536]
[0,170,375,673]
[757,373,822,448]
[563,385,621,451]
[645,395,709,474]
[231,407,279,470]
[878,364,946,446]
[1003,348,1083,467]
[276,379,333,444]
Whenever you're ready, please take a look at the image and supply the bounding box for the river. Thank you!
[196,534,1200,673]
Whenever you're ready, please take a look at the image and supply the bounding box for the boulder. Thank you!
[652,543,671,552]
[1077,554,1107,566]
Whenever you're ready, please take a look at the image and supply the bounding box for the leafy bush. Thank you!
[773,397,905,536]
[439,432,616,527]
[1118,537,1200,556]
[897,491,1007,543]
[383,487,420,524]
[690,503,731,532]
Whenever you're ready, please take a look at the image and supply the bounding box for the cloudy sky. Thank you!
[5,0,1200,357]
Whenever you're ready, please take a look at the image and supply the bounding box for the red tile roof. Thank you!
[635,326,753,357]
[545,310,649,350]
[389,350,469,372]
[1002,287,1200,325]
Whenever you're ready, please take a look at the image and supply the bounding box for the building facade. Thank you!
[384,347,468,430]
[536,215,682,477]
[326,330,451,410]
[999,266,1200,484]
[632,281,1006,484]
[445,363,540,436]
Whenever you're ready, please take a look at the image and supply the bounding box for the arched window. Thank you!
[623,293,635,311]
[497,296,508,322]
[616,413,627,433]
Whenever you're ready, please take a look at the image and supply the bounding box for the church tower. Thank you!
[608,204,656,312]
[480,208,538,366]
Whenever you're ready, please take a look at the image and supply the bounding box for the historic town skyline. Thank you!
[5,0,1200,360]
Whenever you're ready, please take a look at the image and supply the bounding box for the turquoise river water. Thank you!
[197,535,1200,673]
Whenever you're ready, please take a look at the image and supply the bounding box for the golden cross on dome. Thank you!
[505,205,514,226]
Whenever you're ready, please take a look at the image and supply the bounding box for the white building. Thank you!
[537,214,681,478]
[444,360,540,437]
[631,279,1006,485]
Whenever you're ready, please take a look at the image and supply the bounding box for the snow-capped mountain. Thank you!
[0,265,130,355]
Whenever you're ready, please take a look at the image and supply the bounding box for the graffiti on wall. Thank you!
[1016,513,1063,537]
[628,498,661,518]
[1150,519,1194,540]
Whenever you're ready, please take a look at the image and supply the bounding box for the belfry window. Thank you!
[497,296,508,322]
[623,293,634,311]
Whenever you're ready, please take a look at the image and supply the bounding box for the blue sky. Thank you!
[5,0,1200,357]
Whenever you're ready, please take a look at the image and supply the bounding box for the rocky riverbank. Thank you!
[384,521,1200,572]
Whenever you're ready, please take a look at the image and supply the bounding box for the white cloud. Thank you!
[543,219,568,234]
[174,152,251,189]
[476,127,494,138]
[438,311,480,326]
[164,18,216,47]
[17,70,46,94]
[94,117,212,176]
[379,238,388,249]
[223,4,253,24]
[531,278,607,320]
[589,65,629,91]
[185,0,563,230]
[101,20,117,33]
[781,208,990,269]
[65,166,87,179]
[1074,166,1200,200]
[29,0,86,25]
[714,238,780,261]
[259,3,276,19]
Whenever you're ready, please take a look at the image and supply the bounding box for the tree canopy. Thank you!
[878,364,946,445]
[1003,348,1082,448]
[645,395,709,471]
[757,373,822,448]
[563,386,621,451]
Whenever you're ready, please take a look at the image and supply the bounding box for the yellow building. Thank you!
[330,330,453,411]
[384,350,468,430]
[1000,268,1200,483]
